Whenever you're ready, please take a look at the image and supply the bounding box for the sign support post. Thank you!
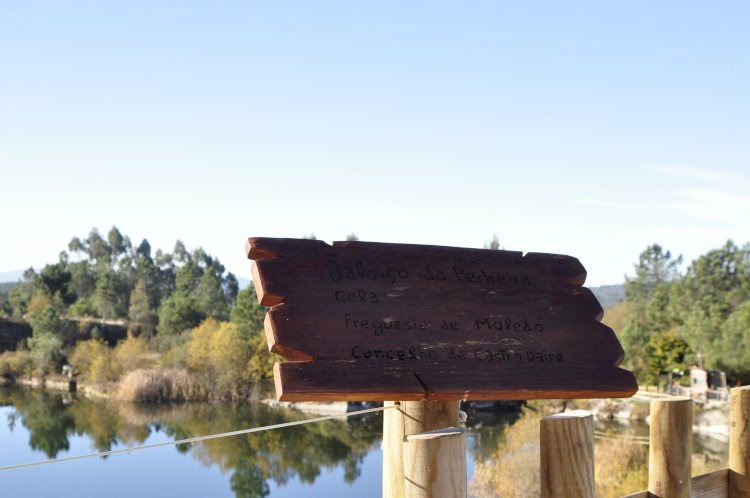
[383,400,466,498]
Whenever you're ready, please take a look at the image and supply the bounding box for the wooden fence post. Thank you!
[382,400,466,498]
[648,397,692,498]
[540,410,595,498]
[729,385,750,497]
[383,401,407,498]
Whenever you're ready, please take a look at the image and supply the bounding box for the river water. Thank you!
[0,387,515,498]
[0,387,730,497]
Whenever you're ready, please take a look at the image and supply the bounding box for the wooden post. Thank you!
[383,401,407,498]
[729,386,750,497]
[540,410,595,498]
[648,397,692,498]
[382,400,466,498]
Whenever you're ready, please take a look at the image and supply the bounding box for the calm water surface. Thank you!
[0,387,515,498]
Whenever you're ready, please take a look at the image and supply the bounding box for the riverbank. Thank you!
[1,370,273,403]
[587,393,731,441]
[5,374,111,398]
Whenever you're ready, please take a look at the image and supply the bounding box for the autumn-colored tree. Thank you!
[187,319,250,399]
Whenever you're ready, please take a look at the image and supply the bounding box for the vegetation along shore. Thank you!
[1,227,749,405]
[0,227,276,402]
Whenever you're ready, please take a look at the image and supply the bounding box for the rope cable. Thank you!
[0,404,397,473]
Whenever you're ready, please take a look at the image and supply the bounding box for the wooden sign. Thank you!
[246,238,637,402]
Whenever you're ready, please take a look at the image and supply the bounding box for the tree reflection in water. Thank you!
[1,387,381,498]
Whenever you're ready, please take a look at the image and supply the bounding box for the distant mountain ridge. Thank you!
[0,270,24,283]
[589,284,625,309]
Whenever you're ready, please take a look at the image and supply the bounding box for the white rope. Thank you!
[0,404,397,473]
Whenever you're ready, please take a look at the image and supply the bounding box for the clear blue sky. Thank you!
[1,1,748,286]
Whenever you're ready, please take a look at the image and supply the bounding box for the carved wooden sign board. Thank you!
[246,238,637,402]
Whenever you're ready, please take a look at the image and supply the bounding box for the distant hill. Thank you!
[0,270,24,283]
[0,282,17,294]
[589,284,625,309]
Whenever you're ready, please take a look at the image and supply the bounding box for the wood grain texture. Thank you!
[273,361,637,401]
[383,401,407,498]
[540,410,595,498]
[247,237,637,401]
[692,468,728,498]
[383,400,466,498]
[648,397,692,498]
[730,386,750,497]
[618,468,728,498]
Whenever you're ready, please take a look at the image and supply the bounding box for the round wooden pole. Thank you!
[648,397,692,498]
[729,386,750,496]
[540,410,595,498]
[383,401,407,498]
[382,400,466,498]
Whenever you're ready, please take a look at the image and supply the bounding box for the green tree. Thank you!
[718,301,750,379]
[677,308,721,368]
[680,241,750,320]
[157,292,200,336]
[231,287,265,341]
[173,240,190,264]
[132,238,169,309]
[195,270,229,320]
[107,226,130,269]
[174,258,201,295]
[35,260,76,306]
[644,333,691,386]
[618,317,650,380]
[485,234,501,250]
[94,269,126,319]
[644,283,674,334]
[27,306,64,373]
[68,260,96,302]
[128,279,156,337]
[85,228,112,267]
[225,272,239,307]
[624,244,682,310]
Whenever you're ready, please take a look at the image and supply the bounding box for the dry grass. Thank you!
[115,368,198,402]
[471,415,648,498]
[471,409,542,498]
[595,431,648,497]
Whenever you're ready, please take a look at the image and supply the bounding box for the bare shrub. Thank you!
[70,339,107,376]
[0,350,33,377]
[113,334,151,371]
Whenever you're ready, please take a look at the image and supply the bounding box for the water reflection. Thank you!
[1,387,381,498]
